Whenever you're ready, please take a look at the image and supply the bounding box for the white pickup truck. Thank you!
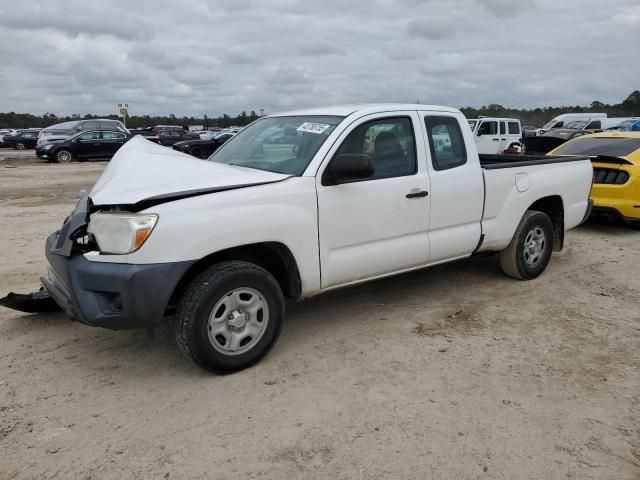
[6,104,593,373]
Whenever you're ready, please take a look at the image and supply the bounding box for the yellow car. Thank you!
[549,132,640,227]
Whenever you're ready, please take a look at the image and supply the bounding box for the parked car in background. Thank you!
[157,128,199,146]
[3,129,41,149]
[563,118,635,133]
[468,117,523,154]
[0,129,19,146]
[606,118,640,132]
[38,119,128,146]
[172,132,235,158]
[549,131,640,228]
[36,130,131,163]
[539,113,607,133]
[522,128,590,155]
[199,129,223,140]
[129,126,197,145]
[522,125,542,137]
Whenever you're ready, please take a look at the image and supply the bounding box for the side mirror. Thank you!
[324,154,374,185]
[476,131,483,137]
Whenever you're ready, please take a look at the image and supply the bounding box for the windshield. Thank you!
[553,137,640,157]
[467,120,477,131]
[564,120,588,130]
[209,115,344,175]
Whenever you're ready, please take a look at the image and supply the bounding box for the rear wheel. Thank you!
[175,261,284,374]
[499,210,554,280]
[55,149,73,164]
[15,142,25,150]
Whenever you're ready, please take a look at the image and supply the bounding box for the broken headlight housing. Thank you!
[87,213,158,254]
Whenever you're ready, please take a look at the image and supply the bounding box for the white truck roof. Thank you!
[269,104,461,118]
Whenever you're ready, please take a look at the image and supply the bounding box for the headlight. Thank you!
[87,213,158,254]
[42,144,53,150]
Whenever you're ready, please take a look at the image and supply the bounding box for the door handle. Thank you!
[492,139,500,141]
[406,190,429,199]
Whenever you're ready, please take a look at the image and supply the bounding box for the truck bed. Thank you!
[479,154,589,169]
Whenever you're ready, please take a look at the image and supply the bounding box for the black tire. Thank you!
[189,147,203,158]
[175,261,284,374]
[55,149,73,164]
[499,210,554,280]
[627,221,640,230]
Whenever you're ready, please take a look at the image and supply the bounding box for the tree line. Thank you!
[460,90,640,126]
[1,91,639,129]
[0,110,262,129]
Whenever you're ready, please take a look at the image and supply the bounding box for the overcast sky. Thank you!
[0,0,638,117]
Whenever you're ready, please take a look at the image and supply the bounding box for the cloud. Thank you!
[407,16,455,40]
[0,0,637,117]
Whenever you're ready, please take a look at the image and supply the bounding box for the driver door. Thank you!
[475,120,499,154]
[75,131,102,158]
[316,112,430,289]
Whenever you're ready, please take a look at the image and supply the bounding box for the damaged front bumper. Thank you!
[0,288,59,313]
[2,196,194,330]
[42,232,193,329]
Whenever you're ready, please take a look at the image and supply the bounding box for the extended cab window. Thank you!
[425,116,467,171]
[508,122,520,134]
[499,122,506,135]
[334,117,416,180]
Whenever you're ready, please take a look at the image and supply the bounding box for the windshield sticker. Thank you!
[297,122,331,134]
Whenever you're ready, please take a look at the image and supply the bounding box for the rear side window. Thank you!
[586,120,601,129]
[508,122,520,134]
[499,122,506,135]
[425,116,467,171]
[102,131,125,139]
[78,131,101,140]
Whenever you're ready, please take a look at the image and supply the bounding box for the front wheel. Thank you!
[55,149,73,164]
[499,210,554,280]
[175,261,284,374]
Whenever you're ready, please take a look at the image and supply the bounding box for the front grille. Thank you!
[593,168,629,185]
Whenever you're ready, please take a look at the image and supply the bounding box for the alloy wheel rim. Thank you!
[207,288,269,356]
[58,151,71,163]
[523,226,546,267]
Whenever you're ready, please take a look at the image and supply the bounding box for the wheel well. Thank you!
[169,242,302,307]
[528,195,564,251]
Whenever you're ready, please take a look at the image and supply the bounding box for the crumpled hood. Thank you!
[90,135,290,206]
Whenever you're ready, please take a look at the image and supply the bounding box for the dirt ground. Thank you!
[0,149,639,480]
